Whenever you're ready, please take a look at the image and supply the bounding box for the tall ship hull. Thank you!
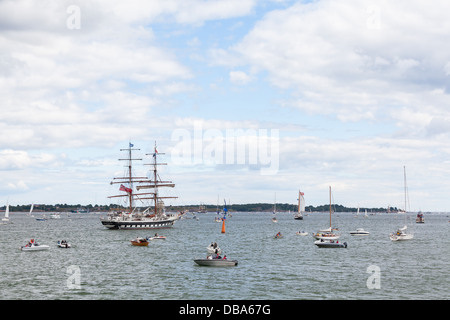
[100,215,178,229]
[101,142,183,230]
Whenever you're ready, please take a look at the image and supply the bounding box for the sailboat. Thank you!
[390,166,414,241]
[2,203,10,222]
[294,190,304,220]
[271,193,278,223]
[27,204,34,217]
[100,142,182,230]
[313,186,340,241]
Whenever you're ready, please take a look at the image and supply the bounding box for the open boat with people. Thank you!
[147,234,166,240]
[350,228,370,236]
[296,230,308,236]
[131,237,149,246]
[57,240,71,248]
[194,257,238,267]
[274,232,283,239]
[20,239,49,251]
[314,239,347,248]
[416,212,425,223]
[389,226,413,241]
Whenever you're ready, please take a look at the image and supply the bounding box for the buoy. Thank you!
[221,219,226,233]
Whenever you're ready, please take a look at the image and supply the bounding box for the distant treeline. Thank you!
[0,203,396,213]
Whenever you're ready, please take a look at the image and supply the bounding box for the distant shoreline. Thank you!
[0,203,414,213]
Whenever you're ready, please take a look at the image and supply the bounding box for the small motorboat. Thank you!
[21,239,50,251]
[416,212,425,223]
[57,240,71,248]
[194,257,238,267]
[296,230,308,236]
[314,239,347,248]
[130,237,149,246]
[147,234,166,241]
[350,228,370,236]
[274,232,283,239]
[389,226,413,241]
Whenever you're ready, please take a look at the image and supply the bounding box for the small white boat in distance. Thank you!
[21,239,49,251]
[57,240,71,248]
[350,228,370,236]
[296,231,308,236]
[314,239,347,248]
[390,226,413,241]
[194,257,238,267]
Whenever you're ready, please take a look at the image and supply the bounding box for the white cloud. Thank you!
[217,0,450,128]
[229,70,252,85]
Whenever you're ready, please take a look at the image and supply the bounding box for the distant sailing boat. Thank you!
[271,193,278,223]
[28,203,34,217]
[1,203,10,222]
[100,142,182,230]
[390,166,414,241]
[313,186,340,240]
[294,190,304,220]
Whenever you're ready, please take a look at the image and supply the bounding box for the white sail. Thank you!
[2,204,9,221]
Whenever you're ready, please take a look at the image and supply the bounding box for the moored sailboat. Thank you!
[390,166,414,241]
[100,142,182,230]
[294,190,304,220]
[313,186,340,241]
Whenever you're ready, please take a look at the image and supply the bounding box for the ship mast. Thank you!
[108,143,155,214]
[136,142,177,217]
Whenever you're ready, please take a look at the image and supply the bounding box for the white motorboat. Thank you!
[314,239,347,248]
[147,235,166,240]
[57,240,71,248]
[194,257,238,267]
[390,226,413,241]
[296,230,308,236]
[21,240,49,251]
[350,228,370,236]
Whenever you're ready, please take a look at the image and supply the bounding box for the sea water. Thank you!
[0,211,448,300]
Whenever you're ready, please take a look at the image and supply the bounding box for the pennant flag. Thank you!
[129,142,134,147]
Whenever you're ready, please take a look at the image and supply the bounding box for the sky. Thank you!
[1,0,450,211]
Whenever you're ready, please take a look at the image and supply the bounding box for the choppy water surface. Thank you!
[0,212,448,300]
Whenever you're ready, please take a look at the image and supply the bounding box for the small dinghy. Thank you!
[131,237,149,246]
[274,232,283,239]
[349,228,369,236]
[296,230,308,236]
[57,240,71,248]
[147,234,166,241]
[21,239,49,251]
[314,239,347,248]
[194,257,238,267]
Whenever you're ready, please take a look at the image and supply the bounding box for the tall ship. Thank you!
[100,142,182,230]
